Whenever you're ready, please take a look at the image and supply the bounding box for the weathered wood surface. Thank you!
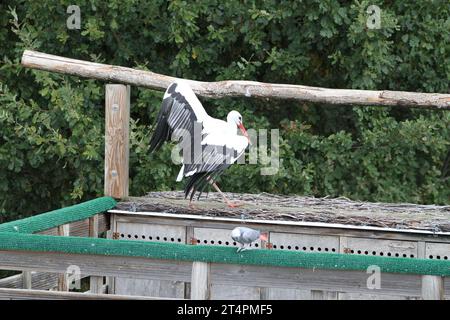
[112,220,186,298]
[1,250,447,298]
[21,271,32,290]
[21,50,450,110]
[421,275,445,300]
[37,214,109,237]
[191,262,211,300]
[89,215,104,294]
[115,192,450,233]
[57,224,70,291]
[0,288,171,300]
[0,250,192,283]
[105,84,130,199]
[0,272,58,290]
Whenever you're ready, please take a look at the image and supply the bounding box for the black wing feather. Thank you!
[149,83,198,154]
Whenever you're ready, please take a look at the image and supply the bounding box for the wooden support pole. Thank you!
[104,84,130,199]
[190,262,211,300]
[22,271,32,289]
[89,216,104,294]
[21,50,450,110]
[57,224,70,291]
[421,275,444,300]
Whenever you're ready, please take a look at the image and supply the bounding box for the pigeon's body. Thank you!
[231,227,268,252]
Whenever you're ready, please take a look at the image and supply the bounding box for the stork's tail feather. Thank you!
[149,96,173,154]
[183,164,230,201]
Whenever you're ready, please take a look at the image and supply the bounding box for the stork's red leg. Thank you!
[210,182,244,208]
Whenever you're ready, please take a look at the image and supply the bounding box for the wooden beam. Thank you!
[191,262,211,300]
[21,50,450,110]
[421,275,444,300]
[57,224,69,291]
[22,272,32,290]
[0,288,175,300]
[1,250,448,298]
[104,84,130,199]
[89,215,104,293]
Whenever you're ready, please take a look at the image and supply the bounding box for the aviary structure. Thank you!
[0,51,449,300]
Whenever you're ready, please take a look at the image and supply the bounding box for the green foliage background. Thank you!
[0,0,449,222]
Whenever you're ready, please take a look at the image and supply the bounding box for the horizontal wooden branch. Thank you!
[21,50,450,110]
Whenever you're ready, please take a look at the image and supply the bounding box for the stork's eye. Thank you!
[239,116,242,121]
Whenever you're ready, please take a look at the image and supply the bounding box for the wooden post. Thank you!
[190,262,211,300]
[104,84,130,199]
[57,224,70,291]
[89,216,104,294]
[22,271,32,289]
[421,275,444,300]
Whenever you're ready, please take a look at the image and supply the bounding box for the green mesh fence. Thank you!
[0,197,116,234]
[0,197,449,276]
[0,232,449,276]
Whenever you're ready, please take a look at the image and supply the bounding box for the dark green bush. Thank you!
[0,0,449,222]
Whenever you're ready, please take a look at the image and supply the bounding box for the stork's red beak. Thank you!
[238,123,251,144]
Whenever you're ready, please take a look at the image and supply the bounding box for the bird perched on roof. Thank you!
[149,81,250,208]
[231,227,268,252]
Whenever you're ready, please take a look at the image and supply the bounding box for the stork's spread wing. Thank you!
[149,81,209,153]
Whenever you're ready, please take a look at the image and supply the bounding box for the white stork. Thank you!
[149,81,250,208]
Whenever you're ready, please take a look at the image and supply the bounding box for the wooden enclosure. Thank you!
[0,51,449,300]
[106,193,450,300]
[1,195,449,300]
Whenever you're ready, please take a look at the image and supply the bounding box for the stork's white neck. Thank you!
[226,119,238,135]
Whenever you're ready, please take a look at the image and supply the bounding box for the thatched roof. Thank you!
[114,191,450,232]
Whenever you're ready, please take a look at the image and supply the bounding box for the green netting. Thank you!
[0,197,449,276]
[0,197,116,234]
[0,231,449,276]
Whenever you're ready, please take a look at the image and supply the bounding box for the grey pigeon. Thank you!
[231,227,268,252]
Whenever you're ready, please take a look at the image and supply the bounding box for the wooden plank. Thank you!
[22,271,32,289]
[345,237,418,259]
[21,50,450,110]
[110,212,450,244]
[311,290,338,300]
[0,249,437,297]
[209,263,423,297]
[421,275,444,300]
[89,215,99,238]
[191,262,210,300]
[0,272,58,290]
[0,251,192,282]
[270,232,339,253]
[265,288,311,300]
[57,224,70,291]
[425,242,450,260]
[270,232,340,299]
[211,284,260,300]
[37,214,109,237]
[0,288,176,300]
[89,215,104,294]
[113,221,186,298]
[104,84,130,199]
